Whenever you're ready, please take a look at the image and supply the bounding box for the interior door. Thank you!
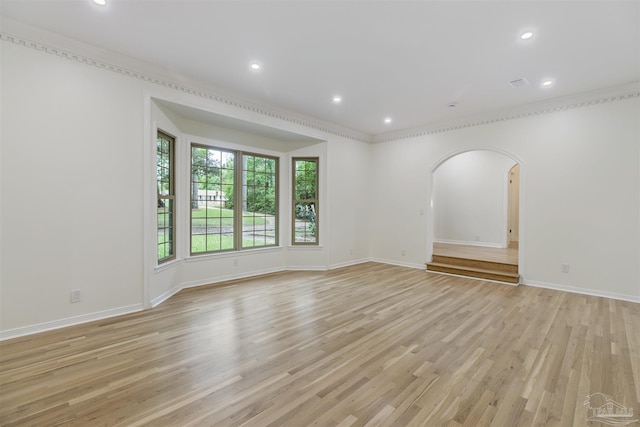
[507,164,520,247]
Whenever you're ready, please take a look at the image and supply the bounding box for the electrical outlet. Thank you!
[349,249,353,256]
[70,289,81,303]
[401,249,406,256]
[561,263,570,273]
[233,259,239,267]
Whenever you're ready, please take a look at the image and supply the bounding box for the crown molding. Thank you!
[372,82,640,143]
[2,19,638,146]
[0,26,371,144]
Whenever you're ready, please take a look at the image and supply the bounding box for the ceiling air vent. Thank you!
[509,78,529,88]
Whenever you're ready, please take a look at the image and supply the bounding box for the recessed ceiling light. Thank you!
[520,31,534,40]
[384,117,392,124]
[541,79,554,87]
[250,62,261,71]
[447,102,458,109]
[332,96,342,104]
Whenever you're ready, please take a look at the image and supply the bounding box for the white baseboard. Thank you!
[285,265,329,271]
[0,304,144,341]
[329,258,371,270]
[180,267,288,290]
[150,286,183,308]
[523,280,640,304]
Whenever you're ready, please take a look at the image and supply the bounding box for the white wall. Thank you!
[370,97,640,301]
[1,42,145,332]
[327,137,372,267]
[433,150,516,247]
[1,38,373,337]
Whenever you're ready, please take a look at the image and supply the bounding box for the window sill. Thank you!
[154,257,182,273]
[287,245,324,250]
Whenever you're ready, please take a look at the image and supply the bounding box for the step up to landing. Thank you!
[426,255,519,284]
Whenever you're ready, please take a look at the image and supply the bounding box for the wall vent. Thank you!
[509,78,529,88]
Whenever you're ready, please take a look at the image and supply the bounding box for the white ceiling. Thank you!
[2,0,639,136]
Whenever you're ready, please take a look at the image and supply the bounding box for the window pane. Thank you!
[191,145,235,254]
[294,202,317,243]
[157,132,175,263]
[190,147,278,253]
[293,158,318,245]
[242,153,278,249]
[157,197,175,260]
[192,147,207,167]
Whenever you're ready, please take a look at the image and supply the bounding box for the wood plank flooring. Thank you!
[1,263,639,426]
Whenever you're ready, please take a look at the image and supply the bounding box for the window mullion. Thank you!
[234,151,244,251]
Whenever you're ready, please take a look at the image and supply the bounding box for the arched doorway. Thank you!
[427,149,523,284]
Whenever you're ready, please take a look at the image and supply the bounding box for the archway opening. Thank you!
[427,149,522,284]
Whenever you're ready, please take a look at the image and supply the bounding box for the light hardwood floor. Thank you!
[1,263,639,426]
